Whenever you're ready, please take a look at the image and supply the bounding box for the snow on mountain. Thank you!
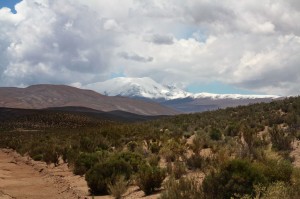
[84,77,280,100]
[84,77,190,100]
[193,93,279,100]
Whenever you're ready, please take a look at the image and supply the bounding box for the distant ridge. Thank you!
[0,84,178,116]
[0,107,164,123]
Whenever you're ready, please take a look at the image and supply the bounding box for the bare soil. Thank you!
[0,149,87,199]
[0,149,161,199]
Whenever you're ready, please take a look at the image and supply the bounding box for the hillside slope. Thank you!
[0,85,178,115]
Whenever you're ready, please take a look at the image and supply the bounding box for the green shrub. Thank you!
[289,168,300,198]
[148,154,161,167]
[172,161,187,179]
[32,154,43,161]
[65,147,79,167]
[85,159,132,195]
[209,128,222,141]
[241,182,290,199]
[202,159,266,199]
[269,126,292,151]
[150,142,161,154]
[190,133,208,154]
[225,124,240,137]
[80,136,95,152]
[136,164,166,195]
[257,159,293,183]
[127,141,138,152]
[187,154,203,170]
[43,146,60,166]
[73,153,100,175]
[160,139,185,162]
[109,152,145,172]
[108,175,128,199]
[160,177,203,199]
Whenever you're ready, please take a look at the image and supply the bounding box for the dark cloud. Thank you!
[118,52,153,63]
[148,34,174,45]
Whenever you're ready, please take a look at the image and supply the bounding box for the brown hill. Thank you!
[0,85,178,115]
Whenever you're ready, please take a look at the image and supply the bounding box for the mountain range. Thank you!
[0,84,178,116]
[0,78,282,115]
[84,77,281,113]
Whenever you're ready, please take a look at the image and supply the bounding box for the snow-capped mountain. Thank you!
[84,77,281,113]
[84,77,279,100]
[84,77,190,100]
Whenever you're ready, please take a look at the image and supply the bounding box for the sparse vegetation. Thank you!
[1,96,300,198]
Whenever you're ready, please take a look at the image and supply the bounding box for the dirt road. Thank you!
[0,149,86,199]
[0,149,160,199]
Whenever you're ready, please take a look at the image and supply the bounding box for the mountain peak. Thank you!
[84,77,280,100]
[84,77,190,100]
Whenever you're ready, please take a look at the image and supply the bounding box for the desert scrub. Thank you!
[269,126,293,151]
[186,154,204,170]
[160,139,185,162]
[159,176,203,199]
[202,159,267,199]
[109,151,146,172]
[85,159,132,195]
[108,175,128,199]
[172,161,187,179]
[241,182,289,199]
[136,164,166,195]
[209,128,222,141]
[73,152,101,175]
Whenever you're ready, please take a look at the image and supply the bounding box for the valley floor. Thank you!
[2,140,300,199]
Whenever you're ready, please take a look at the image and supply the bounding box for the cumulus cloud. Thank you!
[0,0,300,95]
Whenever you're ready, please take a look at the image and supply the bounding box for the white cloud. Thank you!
[0,0,300,95]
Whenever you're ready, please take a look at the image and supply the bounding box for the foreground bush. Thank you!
[85,159,132,195]
[202,158,293,199]
[108,175,128,199]
[109,151,145,172]
[73,153,100,175]
[241,182,289,199]
[136,164,166,195]
[258,159,292,183]
[159,177,203,199]
[202,159,266,199]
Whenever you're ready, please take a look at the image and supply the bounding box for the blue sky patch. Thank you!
[0,0,21,14]
[187,81,258,94]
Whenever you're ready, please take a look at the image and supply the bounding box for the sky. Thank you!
[0,0,300,95]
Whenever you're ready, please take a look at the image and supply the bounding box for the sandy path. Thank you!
[0,149,86,199]
[0,149,162,199]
